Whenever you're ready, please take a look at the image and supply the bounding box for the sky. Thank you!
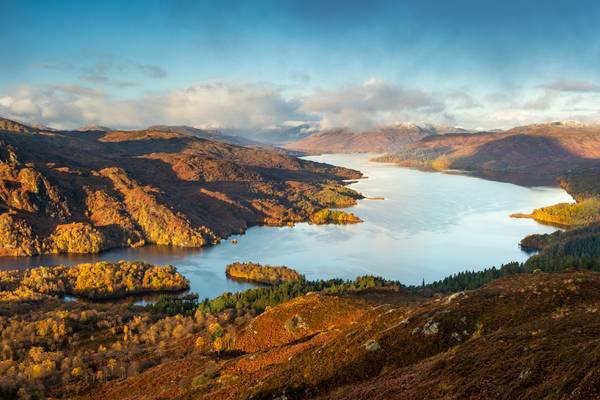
[2,0,600,133]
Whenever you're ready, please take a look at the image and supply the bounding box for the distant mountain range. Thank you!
[284,123,473,154]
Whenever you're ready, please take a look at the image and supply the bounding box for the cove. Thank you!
[0,154,573,299]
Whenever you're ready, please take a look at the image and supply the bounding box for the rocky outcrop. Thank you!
[99,167,217,247]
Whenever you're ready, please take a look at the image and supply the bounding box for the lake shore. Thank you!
[0,154,573,298]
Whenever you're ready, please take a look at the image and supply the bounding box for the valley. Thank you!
[6,2,600,398]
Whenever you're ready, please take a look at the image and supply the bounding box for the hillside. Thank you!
[285,124,470,154]
[0,117,362,256]
[4,240,600,400]
[75,270,600,400]
[377,121,600,185]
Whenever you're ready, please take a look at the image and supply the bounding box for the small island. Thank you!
[309,208,363,225]
[0,261,190,301]
[225,262,303,285]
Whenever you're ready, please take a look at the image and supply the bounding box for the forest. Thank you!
[0,261,189,301]
[512,198,600,227]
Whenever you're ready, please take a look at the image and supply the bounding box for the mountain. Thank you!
[284,123,471,154]
[375,121,600,228]
[75,124,278,149]
[0,117,362,256]
[377,121,600,186]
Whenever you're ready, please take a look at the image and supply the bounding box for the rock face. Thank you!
[285,124,469,154]
[0,117,362,256]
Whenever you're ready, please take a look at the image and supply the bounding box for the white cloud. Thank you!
[0,81,312,130]
[301,77,445,129]
[540,79,600,93]
[3,77,600,133]
[144,81,312,129]
[521,90,556,110]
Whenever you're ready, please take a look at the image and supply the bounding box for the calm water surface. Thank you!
[0,154,573,298]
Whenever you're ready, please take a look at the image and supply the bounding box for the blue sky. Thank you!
[2,0,600,132]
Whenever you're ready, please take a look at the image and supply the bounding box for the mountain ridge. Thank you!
[376,121,600,185]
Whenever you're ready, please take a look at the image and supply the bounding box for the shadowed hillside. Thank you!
[377,122,600,184]
[0,117,362,256]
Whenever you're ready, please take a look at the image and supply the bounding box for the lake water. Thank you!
[0,154,573,299]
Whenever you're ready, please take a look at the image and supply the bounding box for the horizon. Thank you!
[3,114,600,136]
[3,0,600,134]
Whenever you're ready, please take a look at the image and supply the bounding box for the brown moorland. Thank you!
[77,270,600,400]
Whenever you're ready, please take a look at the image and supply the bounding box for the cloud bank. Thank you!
[1,77,600,133]
[0,81,311,131]
[302,77,446,129]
